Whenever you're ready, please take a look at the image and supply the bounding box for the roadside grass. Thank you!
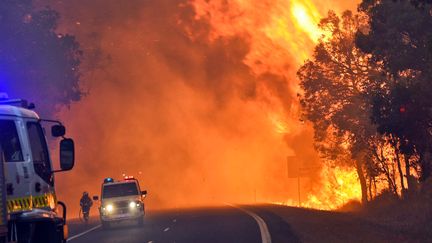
[263,204,412,243]
[350,181,432,241]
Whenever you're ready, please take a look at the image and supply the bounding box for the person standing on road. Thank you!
[80,191,93,222]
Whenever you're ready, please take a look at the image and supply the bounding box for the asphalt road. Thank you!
[66,205,299,243]
[65,204,422,243]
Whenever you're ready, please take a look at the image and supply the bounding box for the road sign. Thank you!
[287,156,314,178]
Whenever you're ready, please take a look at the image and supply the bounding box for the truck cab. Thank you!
[94,177,147,229]
[0,96,74,242]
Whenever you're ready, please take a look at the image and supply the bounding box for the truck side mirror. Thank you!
[141,190,147,195]
[93,196,99,201]
[59,138,74,171]
[52,124,66,137]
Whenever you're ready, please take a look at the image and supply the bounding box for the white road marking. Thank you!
[67,225,101,242]
[228,204,272,243]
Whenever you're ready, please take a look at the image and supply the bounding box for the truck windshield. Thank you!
[0,120,24,162]
[103,182,139,198]
[27,122,52,185]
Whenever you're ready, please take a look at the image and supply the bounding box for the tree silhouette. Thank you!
[358,0,432,181]
[0,0,83,117]
[298,11,380,203]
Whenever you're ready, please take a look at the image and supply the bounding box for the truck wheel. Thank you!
[33,222,62,243]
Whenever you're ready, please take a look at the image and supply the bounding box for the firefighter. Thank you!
[80,191,93,222]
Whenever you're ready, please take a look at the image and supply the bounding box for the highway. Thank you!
[66,205,414,243]
[66,205,298,243]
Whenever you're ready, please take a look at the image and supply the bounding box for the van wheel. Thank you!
[137,217,144,227]
[101,221,110,230]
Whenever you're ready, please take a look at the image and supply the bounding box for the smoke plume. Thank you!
[35,0,358,215]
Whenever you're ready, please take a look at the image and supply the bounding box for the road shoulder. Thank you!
[256,205,419,243]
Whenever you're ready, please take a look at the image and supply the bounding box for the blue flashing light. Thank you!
[104,177,114,183]
[0,93,9,100]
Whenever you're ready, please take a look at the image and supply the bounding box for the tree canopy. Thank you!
[298,10,376,203]
[299,0,432,202]
[358,0,432,181]
[0,0,83,117]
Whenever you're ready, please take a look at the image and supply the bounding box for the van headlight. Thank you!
[105,204,114,212]
[129,201,140,208]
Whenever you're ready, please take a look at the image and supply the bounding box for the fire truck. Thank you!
[0,146,8,243]
[0,95,75,243]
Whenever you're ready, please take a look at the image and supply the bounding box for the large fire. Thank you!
[302,166,361,210]
[38,0,361,215]
[274,166,361,210]
[191,0,361,209]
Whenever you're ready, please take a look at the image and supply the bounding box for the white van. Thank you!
[94,177,147,229]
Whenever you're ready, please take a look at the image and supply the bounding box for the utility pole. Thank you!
[297,176,301,207]
[287,156,302,207]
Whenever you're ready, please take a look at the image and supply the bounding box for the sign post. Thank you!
[287,156,301,206]
[287,156,313,207]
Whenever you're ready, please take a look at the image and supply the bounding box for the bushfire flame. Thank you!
[274,166,361,210]
[191,0,361,210]
[303,166,361,210]
[291,2,323,43]
[39,0,360,215]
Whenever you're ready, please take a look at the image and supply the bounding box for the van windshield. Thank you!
[102,182,139,198]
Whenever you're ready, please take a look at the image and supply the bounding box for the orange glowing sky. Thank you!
[35,0,360,214]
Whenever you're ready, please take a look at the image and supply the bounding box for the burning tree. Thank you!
[358,0,432,184]
[298,10,379,204]
[298,9,416,202]
[300,0,432,203]
[0,0,83,117]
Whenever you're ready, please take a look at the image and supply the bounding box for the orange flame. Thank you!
[192,0,361,210]
[291,1,324,42]
[45,0,360,214]
[303,166,361,210]
[274,166,361,210]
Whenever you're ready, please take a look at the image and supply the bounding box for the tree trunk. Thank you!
[372,144,397,196]
[391,163,398,195]
[389,135,403,195]
[368,176,373,201]
[373,177,377,197]
[395,151,405,192]
[420,151,431,182]
[404,155,415,191]
[355,160,368,204]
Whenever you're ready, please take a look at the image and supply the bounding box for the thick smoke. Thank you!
[35,0,357,215]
